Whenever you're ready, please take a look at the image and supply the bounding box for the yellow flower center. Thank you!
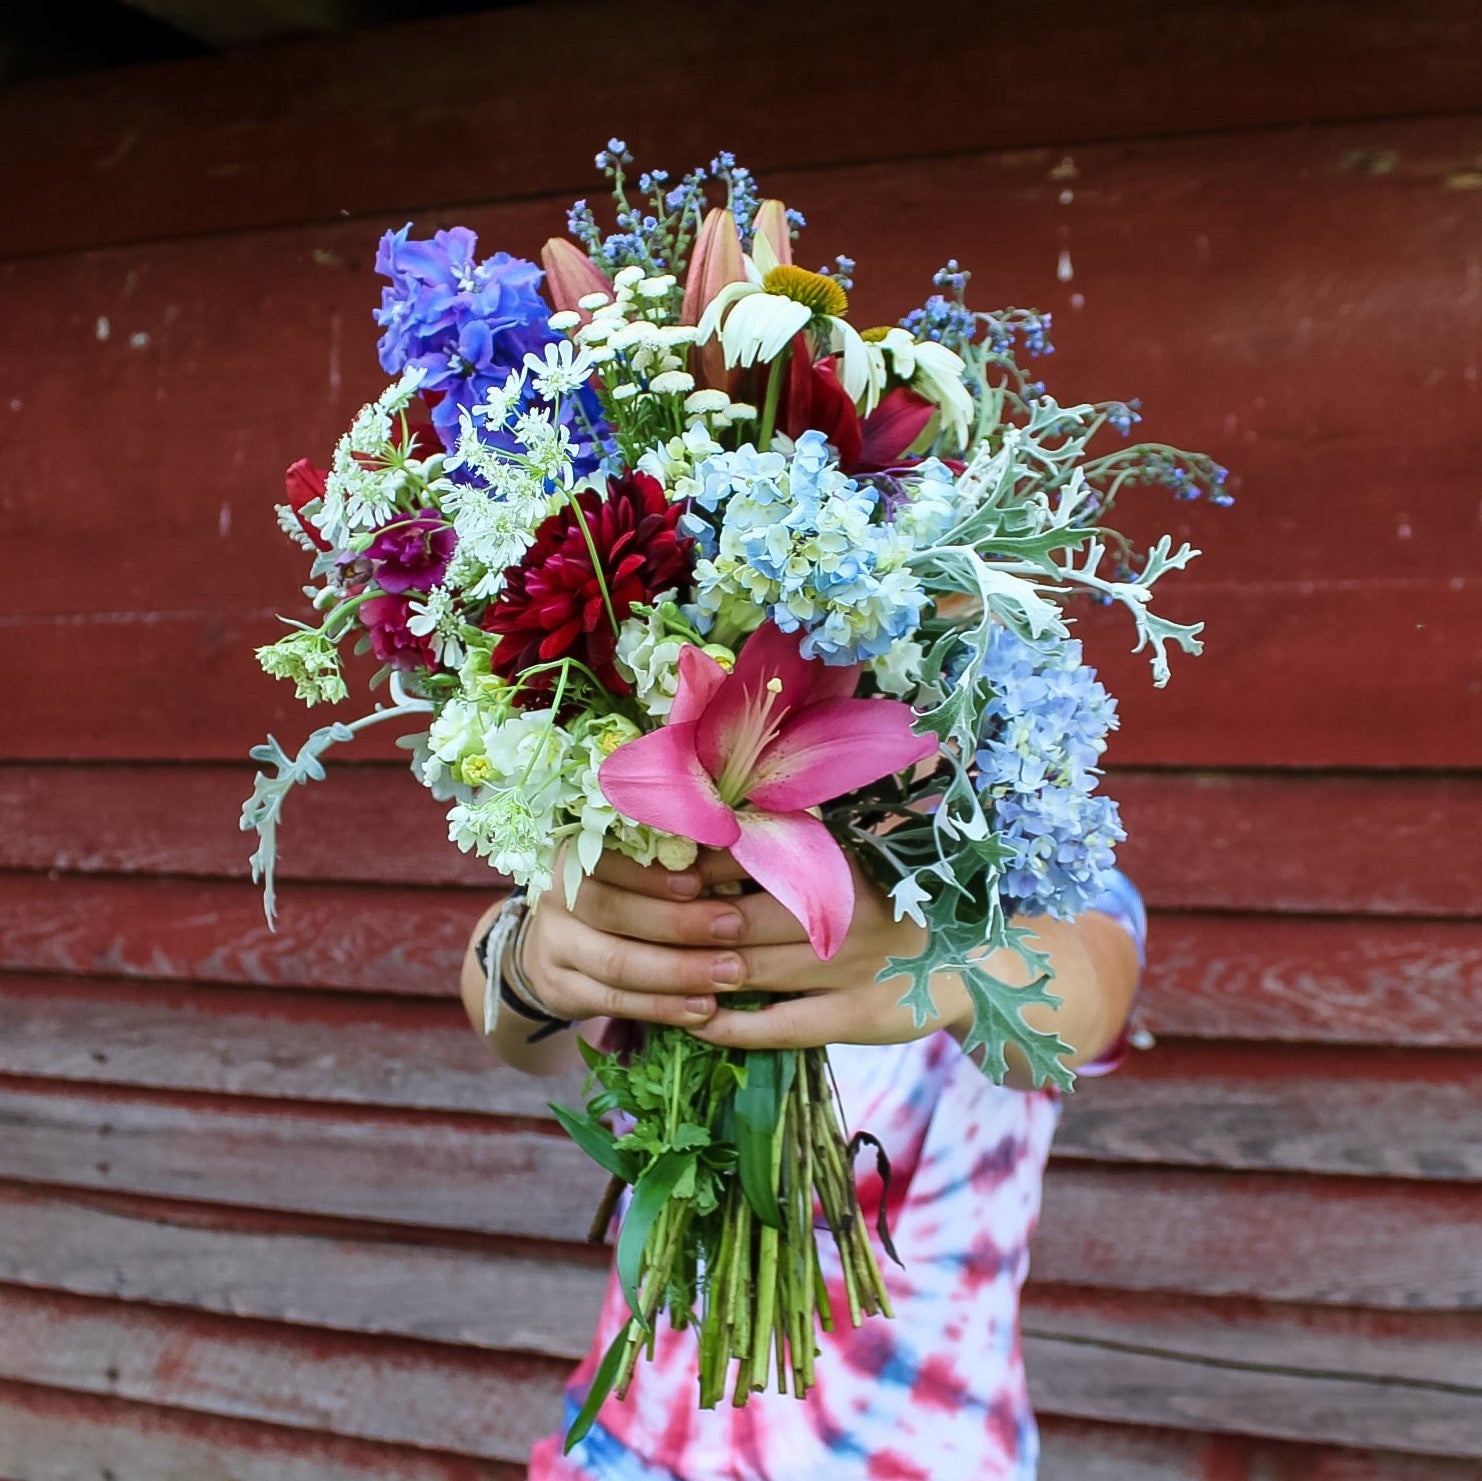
[459,754,496,786]
[860,326,893,343]
[762,265,848,319]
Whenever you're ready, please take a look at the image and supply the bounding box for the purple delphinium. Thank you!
[373,225,558,450]
[971,624,1124,919]
[365,511,455,594]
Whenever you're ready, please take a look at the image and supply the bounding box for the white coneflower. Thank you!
[698,261,869,399]
[859,325,973,442]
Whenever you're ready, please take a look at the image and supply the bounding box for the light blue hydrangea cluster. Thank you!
[683,431,932,664]
[972,624,1124,918]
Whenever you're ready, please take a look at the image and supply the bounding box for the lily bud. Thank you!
[751,200,794,273]
[681,207,746,391]
[540,238,612,321]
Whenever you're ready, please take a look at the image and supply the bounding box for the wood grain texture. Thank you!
[1037,1417,1482,1481]
[2,976,1473,1182]
[4,0,1481,257]
[0,1286,566,1463]
[6,762,1480,918]
[6,119,1482,765]
[0,1188,1475,1456]
[1057,1042,1482,1181]
[0,1379,518,1481]
[0,1083,1477,1307]
[0,1079,608,1241]
[1036,1168,1482,1309]
[0,974,582,1115]
[0,1183,605,1360]
[8,874,1478,1045]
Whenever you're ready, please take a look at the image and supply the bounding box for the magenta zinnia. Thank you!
[598,621,937,958]
[482,469,693,700]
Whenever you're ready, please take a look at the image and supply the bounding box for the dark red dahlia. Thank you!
[482,469,694,699]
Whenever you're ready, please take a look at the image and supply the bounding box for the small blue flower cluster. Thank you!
[567,145,801,274]
[685,431,928,664]
[817,255,857,293]
[971,624,1124,918]
[373,225,557,449]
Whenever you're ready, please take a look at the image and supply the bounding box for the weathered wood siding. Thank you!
[1,1,1479,1474]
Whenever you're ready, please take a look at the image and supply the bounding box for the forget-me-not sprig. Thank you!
[373,225,559,451]
[687,431,929,664]
[972,623,1125,918]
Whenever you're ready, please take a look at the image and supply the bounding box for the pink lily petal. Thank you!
[752,200,795,270]
[541,238,612,321]
[731,809,854,961]
[682,207,747,391]
[746,698,938,812]
[598,724,741,849]
[696,621,855,777]
[668,644,729,726]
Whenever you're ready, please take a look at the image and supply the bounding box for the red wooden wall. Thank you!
[2,1,1480,1475]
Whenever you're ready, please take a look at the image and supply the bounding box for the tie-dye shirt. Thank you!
[530,871,1147,1481]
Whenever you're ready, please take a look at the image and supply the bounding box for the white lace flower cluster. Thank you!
[310,368,432,545]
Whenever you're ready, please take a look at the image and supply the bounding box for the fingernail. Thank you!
[667,872,701,899]
[709,912,743,941]
[684,997,714,1017]
[711,955,743,986]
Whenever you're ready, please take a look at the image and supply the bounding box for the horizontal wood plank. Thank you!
[0,1183,605,1359]
[1037,1167,1482,1309]
[0,1379,517,1481]
[2,976,1475,1182]
[1037,1417,1482,1481]
[0,1085,1476,1307]
[6,875,1478,1045]
[0,974,582,1116]
[0,1079,607,1243]
[5,762,1478,918]
[1058,1042,1482,1181]
[0,1188,1476,1456]
[5,0,1481,257]
[0,1286,564,1464]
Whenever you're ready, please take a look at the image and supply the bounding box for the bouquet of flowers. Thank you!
[243,143,1227,1445]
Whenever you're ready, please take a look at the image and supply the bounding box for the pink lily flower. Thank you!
[598,622,937,959]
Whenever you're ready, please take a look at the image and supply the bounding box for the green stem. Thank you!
[756,340,793,451]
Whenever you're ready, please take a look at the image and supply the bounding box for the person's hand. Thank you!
[518,847,757,1028]
[684,851,969,1051]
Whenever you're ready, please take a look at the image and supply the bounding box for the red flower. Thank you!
[482,469,694,699]
[284,458,331,551]
[782,351,936,474]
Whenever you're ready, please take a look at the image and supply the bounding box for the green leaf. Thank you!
[549,1103,639,1184]
[734,1049,786,1228]
[615,1150,692,1325]
[563,1318,633,1454]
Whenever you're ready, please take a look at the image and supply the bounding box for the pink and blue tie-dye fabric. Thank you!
[529,872,1146,1481]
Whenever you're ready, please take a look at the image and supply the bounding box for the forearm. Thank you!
[943,910,1140,1090]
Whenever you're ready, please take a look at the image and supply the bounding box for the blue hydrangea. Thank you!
[683,431,927,664]
[373,225,559,449]
[971,624,1124,918]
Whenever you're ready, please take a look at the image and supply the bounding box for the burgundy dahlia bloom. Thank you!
[366,511,456,594]
[483,469,694,699]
